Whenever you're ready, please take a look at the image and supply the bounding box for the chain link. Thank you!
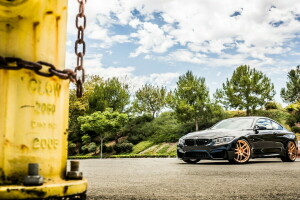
[74,0,87,98]
[0,56,77,82]
[0,1,87,98]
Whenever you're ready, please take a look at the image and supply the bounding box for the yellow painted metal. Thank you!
[0,0,87,198]
[0,179,88,199]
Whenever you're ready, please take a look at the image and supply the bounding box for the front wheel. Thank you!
[228,139,251,164]
[281,141,297,162]
[183,158,200,164]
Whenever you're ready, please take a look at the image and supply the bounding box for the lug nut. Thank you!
[70,160,80,171]
[28,163,39,176]
[23,163,44,186]
[67,160,83,180]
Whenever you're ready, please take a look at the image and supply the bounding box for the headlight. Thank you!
[178,138,184,145]
[212,136,235,145]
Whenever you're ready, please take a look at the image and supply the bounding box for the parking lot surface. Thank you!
[79,158,300,200]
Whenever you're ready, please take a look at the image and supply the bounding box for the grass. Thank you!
[68,141,178,159]
[68,154,177,159]
[156,144,170,154]
[167,144,177,155]
[109,154,176,158]
[68,155,100,159]
[131,141,154,154]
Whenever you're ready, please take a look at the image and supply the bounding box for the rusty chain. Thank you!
[74,0,87,98]
[0,0,87,98]
[0,56,76,82]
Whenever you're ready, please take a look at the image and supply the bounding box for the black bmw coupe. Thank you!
[177,117,298,164]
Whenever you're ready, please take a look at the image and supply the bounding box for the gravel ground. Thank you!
[79,158,300,200]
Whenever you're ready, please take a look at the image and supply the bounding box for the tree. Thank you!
[281,65,300,103]
[132,84,169,118]
[78,109,129,158]
[88,77,130,113]
[218,65,275,116]
[213,88,230,110]
[170,71,211,131]
[68,75,103,143]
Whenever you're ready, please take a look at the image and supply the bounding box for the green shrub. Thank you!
[225,110,246,118]
[109,154,176,158]
[286,102,300,113]
[146,112,187,143]
[81,134,91,145]
[127,135,145,144]
[264,102,281,110]
[285,102,300,133]
[113,142,134,154]
[101,144,107,153]
[81,144,88,154]
[105,145,113,153]
[87,142,97,153]
[68,142,77,156]
[68,155,99,159]
[291,126,300,133]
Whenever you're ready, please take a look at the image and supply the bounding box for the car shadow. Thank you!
[178,160,283,165]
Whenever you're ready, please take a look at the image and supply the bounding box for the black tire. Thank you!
[183,158,201,164]
[228,139,251,164]
[281,141,297,162]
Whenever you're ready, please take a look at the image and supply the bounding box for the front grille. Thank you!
[195,139,212,146]
[185,151,209,158]
[184,139,211,146]
[185,139,195,146]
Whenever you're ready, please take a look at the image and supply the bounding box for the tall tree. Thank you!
[213,88,230,110]
[88,77,130,113]
[218,65,275,115]
[78,109,129,158]
[132,84,169,118]
[171,71,211,131]
[281,65,300,103]
[69,75,103,142]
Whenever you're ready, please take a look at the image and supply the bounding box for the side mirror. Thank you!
[254,125,267,134]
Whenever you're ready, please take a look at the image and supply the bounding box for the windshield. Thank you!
[211,118,254,130]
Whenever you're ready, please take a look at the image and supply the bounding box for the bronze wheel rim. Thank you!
[287,142,297,161]
[234,140,251,163]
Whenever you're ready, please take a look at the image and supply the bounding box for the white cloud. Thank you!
[87,23,130,48]
[129,22,175,57]
[67,0,300,87]
[66,40,72,46]
[66,52,180,91]
[166,49,207,64]
[74,0,300,66]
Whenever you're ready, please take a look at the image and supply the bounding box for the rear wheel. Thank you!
[229,139,251,164]
[183,158,200,164]
[281,141,297,162]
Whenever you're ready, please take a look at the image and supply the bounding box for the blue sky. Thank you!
[66,0,300,104]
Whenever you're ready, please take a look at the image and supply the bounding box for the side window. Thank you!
[256,118,272,130]
[271,121,283,130]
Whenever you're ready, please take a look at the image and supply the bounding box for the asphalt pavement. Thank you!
[79,158,300,200]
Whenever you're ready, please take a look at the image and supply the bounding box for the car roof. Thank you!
[226,116,273,120]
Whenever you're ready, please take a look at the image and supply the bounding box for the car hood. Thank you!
[183,129,252,139]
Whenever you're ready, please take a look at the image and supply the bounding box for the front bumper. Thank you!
[177,143,234,160]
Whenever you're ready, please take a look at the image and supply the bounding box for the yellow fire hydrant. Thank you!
[0,0,88,199]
